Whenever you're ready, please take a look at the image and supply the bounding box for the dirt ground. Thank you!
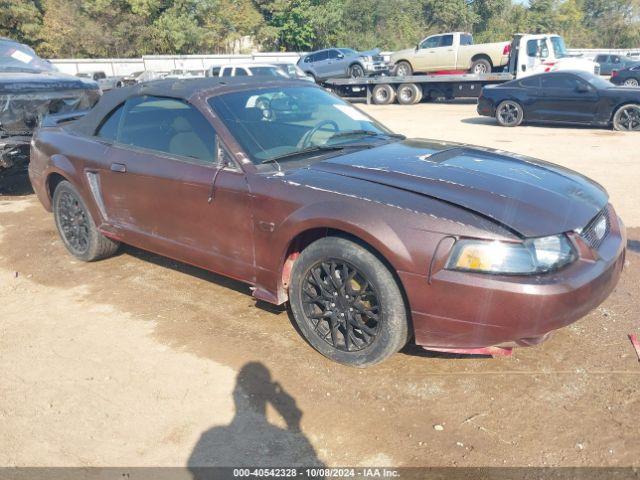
[1,101,639,468]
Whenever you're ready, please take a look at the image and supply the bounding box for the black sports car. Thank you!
[477,71,640,131]
[610,65,640,87]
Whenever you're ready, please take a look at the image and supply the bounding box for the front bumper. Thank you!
[362,61,389,76]
[402,208,626,349]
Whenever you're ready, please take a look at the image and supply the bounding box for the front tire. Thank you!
[289,237,409,367]
[349,64,365,78]
[53,180,120,261]
[495,100,524,127]
[394,61,413,77]
[623,78,639,87]
[613,104,640,131]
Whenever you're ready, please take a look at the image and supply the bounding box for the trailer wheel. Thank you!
[371,84,396,105]
[397,84,422,105]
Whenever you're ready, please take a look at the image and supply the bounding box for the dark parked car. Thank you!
[29,78,625,366]
[0,37,99,177]
[594,54,640,76]
[478,71,640,131]
[297,48,387,81]
[610,65,640,87]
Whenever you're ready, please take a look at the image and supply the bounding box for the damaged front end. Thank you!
[0,38,101,178]
[0,86,100,176]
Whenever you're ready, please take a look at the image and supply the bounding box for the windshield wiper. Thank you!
[262,145,346,164]
[330,130,406,140]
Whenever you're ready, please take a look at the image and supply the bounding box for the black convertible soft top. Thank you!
[67,76,312,137]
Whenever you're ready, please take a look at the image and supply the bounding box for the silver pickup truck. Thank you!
[390,32,511,76]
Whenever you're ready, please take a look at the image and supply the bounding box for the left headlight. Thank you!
[446,235,576,275]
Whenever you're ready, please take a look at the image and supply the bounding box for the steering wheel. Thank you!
[299,120,340,149]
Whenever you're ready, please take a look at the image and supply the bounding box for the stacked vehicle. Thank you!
[0,37,100,177]
[325,33,600,105]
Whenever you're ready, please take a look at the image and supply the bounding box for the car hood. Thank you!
[0,71,98,94]
[390,48,415,61]
[308,139,608,238]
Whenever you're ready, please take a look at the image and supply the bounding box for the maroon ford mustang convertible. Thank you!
[28,78,626,366]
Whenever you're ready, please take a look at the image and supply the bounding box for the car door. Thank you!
[312,50,331,79]
[595,55,611,75]
[609,55,622,74]
[413,35,442,72]
[94,95,255,280]
[327,49,347,77]
[516,75,545,121]
[433,34,457,70]
[539,73,600,123]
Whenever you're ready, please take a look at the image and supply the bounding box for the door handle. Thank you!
[110,163,126,173]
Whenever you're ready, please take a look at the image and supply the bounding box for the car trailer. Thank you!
[323,36,526,104]
[324,71,515,104]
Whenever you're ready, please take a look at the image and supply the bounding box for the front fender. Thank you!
[275,199,414,275]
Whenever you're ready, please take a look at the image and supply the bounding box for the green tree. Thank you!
[0,0,43,46]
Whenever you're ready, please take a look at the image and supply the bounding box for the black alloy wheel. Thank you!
[301,259,381,352]
[53,180,120,261]
[57,189,90,255]
[289,236,409,367]
[613,104,640,131]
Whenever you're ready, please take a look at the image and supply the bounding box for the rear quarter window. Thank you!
[96,104,124,140]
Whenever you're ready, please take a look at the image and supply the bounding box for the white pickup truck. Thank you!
[390,32,511,75]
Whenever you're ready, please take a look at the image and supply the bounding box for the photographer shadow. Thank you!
[188,362,324,476]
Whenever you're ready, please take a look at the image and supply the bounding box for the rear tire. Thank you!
[470,58,492,75]
[289,237,409,367]
[53,180,119,262]
[371,84,396,105]
[495,100,524,127]
[612,103,640,131]
[397,83,422,105]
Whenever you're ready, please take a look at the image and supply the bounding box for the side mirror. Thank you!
[415,44,420,51]
[337,53,344,59]
[576,84,590,93]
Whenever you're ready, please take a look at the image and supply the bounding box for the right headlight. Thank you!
[446,235,576,275]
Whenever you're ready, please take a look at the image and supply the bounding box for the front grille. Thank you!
[580,206,611,250]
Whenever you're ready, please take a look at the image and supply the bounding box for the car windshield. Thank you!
[550,36,568,58]
[208,86,398,164]
[249,66,289,78]
[0,40,56,73]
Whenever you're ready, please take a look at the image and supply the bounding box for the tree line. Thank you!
[1,0,639,58]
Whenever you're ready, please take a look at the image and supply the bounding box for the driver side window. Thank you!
[420,36,441,49]
[101,96,218,165]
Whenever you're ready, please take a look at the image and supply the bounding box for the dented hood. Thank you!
[309,139,608,238]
